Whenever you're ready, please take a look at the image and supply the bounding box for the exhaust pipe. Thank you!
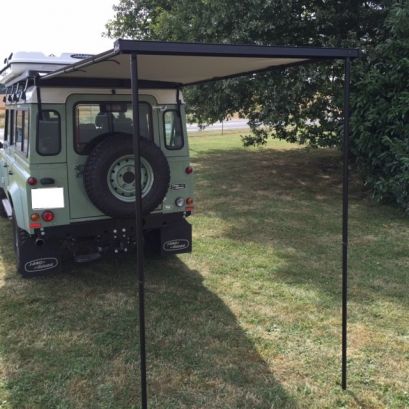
[35,238,45,247]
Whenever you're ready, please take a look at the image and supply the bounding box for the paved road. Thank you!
[187,119,249,133]
[0,119,249,141]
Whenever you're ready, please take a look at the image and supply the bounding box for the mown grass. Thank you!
[0,131,408,408]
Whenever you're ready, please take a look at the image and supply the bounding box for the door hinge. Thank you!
[75,164,85,177]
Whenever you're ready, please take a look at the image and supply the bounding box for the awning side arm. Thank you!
[130,53,148,409]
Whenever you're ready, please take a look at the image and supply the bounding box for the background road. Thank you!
[187,119,249,133]
[0,120,250,140]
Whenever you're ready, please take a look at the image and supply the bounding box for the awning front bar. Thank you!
[115,39,360,59]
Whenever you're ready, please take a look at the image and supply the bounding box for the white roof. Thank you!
[3,51,92,65]
[0,52,93,86]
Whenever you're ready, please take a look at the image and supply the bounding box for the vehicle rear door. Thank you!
[66,94,159,220]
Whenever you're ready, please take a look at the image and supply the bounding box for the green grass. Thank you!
[0,132,408,408]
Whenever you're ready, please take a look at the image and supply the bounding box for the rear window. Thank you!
[74,102,152,154]
[163,110,184,150]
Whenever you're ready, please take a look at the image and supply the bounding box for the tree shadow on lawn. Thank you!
[0,227,298,409]
[193,146,409,309]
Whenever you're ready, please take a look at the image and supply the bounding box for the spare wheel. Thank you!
[84,134,170,218]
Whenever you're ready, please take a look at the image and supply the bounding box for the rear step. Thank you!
[1,198,13,218]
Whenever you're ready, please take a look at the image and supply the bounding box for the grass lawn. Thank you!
[0,131,407,408]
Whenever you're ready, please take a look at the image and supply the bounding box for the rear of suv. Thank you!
[0,60,193,276]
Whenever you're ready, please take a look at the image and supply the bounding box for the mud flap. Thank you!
[19,239,62,278]
[160,218,192,255]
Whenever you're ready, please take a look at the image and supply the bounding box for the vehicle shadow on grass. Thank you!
[0,223,298,409]
[193,146,409,309]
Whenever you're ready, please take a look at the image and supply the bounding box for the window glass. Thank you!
[23,111,30,155]
[75,102,152,154]
[8,109,16,145]
[15,110,23,151]
[8,110,14,145]
[163,110,184,150]
[1,110,7,142]
[37,110,61,156]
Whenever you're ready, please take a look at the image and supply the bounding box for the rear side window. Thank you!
[74,102,152,154]
[15,111,23,151]
[23,111,29,155]
[1,110,8,142]
[163,110,184,150]
[37,110,61,156]
[15,110,29,155]
[7,109,14,144]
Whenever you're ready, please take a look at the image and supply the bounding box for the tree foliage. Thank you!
[351,2,409,210]
[106,0,390,146]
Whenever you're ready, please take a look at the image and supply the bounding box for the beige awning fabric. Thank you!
[41,40,360,87]
[44,52,308,84]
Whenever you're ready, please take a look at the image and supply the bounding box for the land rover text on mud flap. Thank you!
[0,52,193,277]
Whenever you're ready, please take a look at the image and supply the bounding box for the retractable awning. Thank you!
[41,40,359,409]
[41,39,359,86]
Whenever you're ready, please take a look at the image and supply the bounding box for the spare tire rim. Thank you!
[107,155,154,202]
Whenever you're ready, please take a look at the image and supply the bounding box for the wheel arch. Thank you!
[7,185,27,230]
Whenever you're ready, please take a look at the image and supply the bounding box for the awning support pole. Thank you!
[342,57,351,390]
[130,53,148,409]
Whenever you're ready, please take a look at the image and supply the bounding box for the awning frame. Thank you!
[40,40,359,408]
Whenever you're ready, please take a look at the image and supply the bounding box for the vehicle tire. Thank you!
[84,134,170,218]
[12,216,28,275]
[0,188,8,218]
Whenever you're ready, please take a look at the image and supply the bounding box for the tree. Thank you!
[351,2,409,210]
[106,0,390,147]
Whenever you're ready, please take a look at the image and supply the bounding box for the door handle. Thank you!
[8,171,13,175]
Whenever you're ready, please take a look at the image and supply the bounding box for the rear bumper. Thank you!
[31,212,192,256]
[35,212,189,238]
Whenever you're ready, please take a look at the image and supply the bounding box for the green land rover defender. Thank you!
[0,52,193,276]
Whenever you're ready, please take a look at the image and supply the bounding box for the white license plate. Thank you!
[31,188,65,209]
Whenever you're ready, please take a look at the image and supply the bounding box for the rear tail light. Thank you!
[185,166,193,174]
[27,177,37,186]
[186,197,194,206]
[42,210,55,222]
[29,223,42,229]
